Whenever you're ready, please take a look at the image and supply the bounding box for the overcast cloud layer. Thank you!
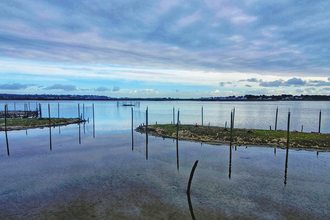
[0,0,329,97]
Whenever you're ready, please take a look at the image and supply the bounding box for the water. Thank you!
[0,100,329,219]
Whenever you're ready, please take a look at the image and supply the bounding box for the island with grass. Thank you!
[0,118,86,131]
[137,124,330,151]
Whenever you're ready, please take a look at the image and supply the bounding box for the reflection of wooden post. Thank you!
[318,110,322,133]
[48,104,52,151]
[275,107,278,131]
[187,160,198,220]
[5,104,9,156]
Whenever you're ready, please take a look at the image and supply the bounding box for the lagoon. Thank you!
[0,100,329,219]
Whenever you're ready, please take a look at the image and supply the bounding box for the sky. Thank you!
[0,0,330,98]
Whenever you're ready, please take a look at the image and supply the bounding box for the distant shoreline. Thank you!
[1,93,330,101]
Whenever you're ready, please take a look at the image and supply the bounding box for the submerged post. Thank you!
[275,107,278,131]
[5,104,9,156]
[318,110,322,133]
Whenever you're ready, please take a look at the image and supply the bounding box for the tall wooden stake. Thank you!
[318,110,322,133]
[284,111,290,185]
[131,108,134,151]
[201,106,203,126]
[48,104,52,151]
[275,107,278,131]
[173,107,175,124]
[92,103,95,138]
[146,106,148,160]
[5,104,9,156]
[58,103,60,118]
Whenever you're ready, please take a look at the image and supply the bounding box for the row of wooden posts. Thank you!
[3,103,95,156]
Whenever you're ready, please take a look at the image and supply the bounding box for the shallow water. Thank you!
[1,100,330,219]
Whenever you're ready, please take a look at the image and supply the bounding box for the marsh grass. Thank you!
[0,118,84,131]
[137,124,330,150]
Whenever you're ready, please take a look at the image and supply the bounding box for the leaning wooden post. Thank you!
[187,160,199,220]
[201,106,203,126]
[318,110,322,133]
[48,104,52,151]
[5,104,9,156]
[275,107,278,131]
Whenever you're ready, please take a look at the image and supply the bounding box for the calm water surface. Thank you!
[0,100,329,219]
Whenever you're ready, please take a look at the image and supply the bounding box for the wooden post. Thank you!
[58,103,60,118]
[187,160,199,220]
[275,107,278,131]
[301,125,303,133]
[177,109,180,139]
[39,103,42,118]
[146,106,148,160]
[201,106,203,126]
[270,126,271,130]
[92,103,95,138]
[318,110,322,133]
[230,111,233,142]
[83,104,85,120]
[48,104,52,151]
[131,108,134,151]
[78,103,80,119]
[5,104,9,156]
[232,107,235,128]
[287,111,290,149]
[173,107,175,124]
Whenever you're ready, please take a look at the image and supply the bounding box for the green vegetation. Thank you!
[0,118,85,131]
[137,124,330,150]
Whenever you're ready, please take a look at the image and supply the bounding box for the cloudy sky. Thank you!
[1,0,330,98]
